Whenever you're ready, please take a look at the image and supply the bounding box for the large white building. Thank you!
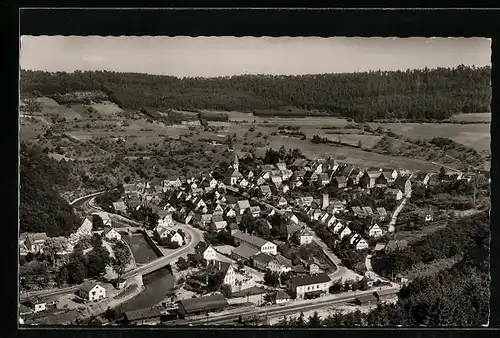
[287,273,331,300]
[232,231,277,256]
[78,283,107,302]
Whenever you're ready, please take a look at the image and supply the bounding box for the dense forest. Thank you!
[20,144,81,237]
[21,65,490,121]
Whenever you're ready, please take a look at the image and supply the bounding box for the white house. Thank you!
[289,214,299,225]
[225,207,237,218]
[354,237,369,250]
[25,232,48,253]
[338,226,352,240]
[368,223,383,238]
[325,214,337,228]
[203,246,217,264]
[209,178,219,189]
[168,232,184,247]
[332,221,344,234]
[237,200,251,215]
[210,261,236,289]
[239,178,250,188]
[103,227,121,241]
[296,229,314,246]
[78,283,107,301]
[27,298,47,313]
[158,212,174,228]
[287,273,331,300]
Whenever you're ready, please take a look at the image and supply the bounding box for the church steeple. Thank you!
[233,153,239,172]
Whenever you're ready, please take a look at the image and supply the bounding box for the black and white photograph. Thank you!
[19,35,491,327]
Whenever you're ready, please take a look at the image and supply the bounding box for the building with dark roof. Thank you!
[177,293,229,318]
[123,308,162,324]
[354,293,378,306]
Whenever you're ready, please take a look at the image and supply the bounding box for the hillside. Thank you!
[20,144,81,237]
[20,66,491,122]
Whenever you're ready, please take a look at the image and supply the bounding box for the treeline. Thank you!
[20,144,81,237]
[21,65,490,121]
[371,211,489,277]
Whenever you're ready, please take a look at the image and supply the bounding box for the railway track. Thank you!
[168,287,398,326]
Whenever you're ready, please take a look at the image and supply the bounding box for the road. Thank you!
[168,286,400,326]
[388,197,408,233]
[430,161,463,174]
[69,190,108,206]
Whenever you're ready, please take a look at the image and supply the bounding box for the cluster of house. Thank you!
[19,213,121,257]
[198,229,334,300]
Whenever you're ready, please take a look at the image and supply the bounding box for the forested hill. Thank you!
[20,144,81,237]
[21,65,490,121]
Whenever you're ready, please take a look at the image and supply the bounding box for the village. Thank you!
[18,149,489,325]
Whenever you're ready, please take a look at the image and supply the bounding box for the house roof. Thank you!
[179,293,229,314]
[232,231,270,248]
[212,214,224,223]
[293,265,308,274]
[232,286,268,298]
[253,252,275,265]
[290,273,331,286]
[363,206,374,216]
[385,240,408,252]
[124,308,162,321]
[275,254,293,267]
[335,176,348,184]
[112,201,127,210]
[366,171,382,179]
[318,173,329,181]
[276,163,287,170]
[374,243,386,251]
[209,260,233,275]
[376,207,387,216]
[229,223,239,230]
[385,188,402,195]
[260,185,272,194]
[286,223,302,236]
[237,200,251,210]
[232,243,260,259]
[356,294,378,303]
[275,290,291,300]
[231,169,243,178]
[260,164,276,171]
[79,282,103,293]
[27,232,48,242]
[92,212,111,221]
[393,176,410,188]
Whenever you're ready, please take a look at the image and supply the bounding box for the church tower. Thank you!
[233,153,239,172]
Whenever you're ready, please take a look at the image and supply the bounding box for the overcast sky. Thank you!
[20,36,491,77]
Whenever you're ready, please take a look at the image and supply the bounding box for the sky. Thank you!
[20,36,491,77]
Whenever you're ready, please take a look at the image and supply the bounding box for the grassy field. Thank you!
[258,135,439,171]
[90,101,124,116]
[450,113,491,123]
[369,122,490,152]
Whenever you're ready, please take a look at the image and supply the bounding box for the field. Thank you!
[368,122,490,152]
[257,135,439,171]
[450,113,491,123]
[35,97,83,120]
[90,101,124,116]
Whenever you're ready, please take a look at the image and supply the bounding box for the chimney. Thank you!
[322,193,329,210]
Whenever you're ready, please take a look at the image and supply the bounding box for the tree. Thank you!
[294,312,306,327]
[237,260,245,272]
[92,214,105,231]
[176,257,190,271]
[67,259,87,284]
[26,252,35,262]
[264,270,280,287]
[111,258,126,281]
[57,266,69,286]
[146,213,159,230]
[308,311,322,327]
[221,284,232,298]
[91,233,103,248]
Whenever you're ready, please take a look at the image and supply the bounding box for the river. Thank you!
[115,266,176,313]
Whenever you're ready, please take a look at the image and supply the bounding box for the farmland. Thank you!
[20,95,491,180]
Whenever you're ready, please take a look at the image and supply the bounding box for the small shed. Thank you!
[123,308,162,324]
[354,293,378,306]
